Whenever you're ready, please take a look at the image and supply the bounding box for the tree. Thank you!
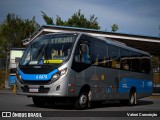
[0,13,40,58]
[152,56,159,72]
[56,15,64,26]
[111,24,119,32]
[41,10,100,30]
[41,11,54,25]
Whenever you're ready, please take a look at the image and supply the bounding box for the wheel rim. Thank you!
[130,94,134,104]
[79,95,87,105]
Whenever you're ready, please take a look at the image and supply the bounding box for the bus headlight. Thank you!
[51,68,67,81]
[52,73,60,81]
[16,72,23,83]
[60,68,67,76]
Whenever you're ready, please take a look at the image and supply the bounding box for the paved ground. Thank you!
[0,89,160,120]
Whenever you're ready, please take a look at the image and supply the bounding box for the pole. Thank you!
[159,26,160,38]
[159,56,160,85]
[5,52,9,88]
[5,52,7,88]
[13,84,16,93]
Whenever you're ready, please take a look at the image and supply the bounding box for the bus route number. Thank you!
[36,75,48,80]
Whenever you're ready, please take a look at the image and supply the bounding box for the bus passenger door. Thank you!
[71,36,94,97]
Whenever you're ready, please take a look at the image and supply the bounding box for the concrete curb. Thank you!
[152,93,160,96]
[0,89,13,94]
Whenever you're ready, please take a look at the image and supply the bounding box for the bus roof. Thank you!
[39,32,151,56]
[82,33,151,56]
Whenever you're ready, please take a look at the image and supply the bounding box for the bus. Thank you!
[16,33,153,109]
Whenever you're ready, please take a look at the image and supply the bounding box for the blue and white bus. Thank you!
[16,33,153,109]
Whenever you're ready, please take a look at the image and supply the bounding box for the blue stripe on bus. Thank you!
[18,69,58,81]
[118,78,153,93]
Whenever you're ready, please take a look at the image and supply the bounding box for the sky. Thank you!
[0,0,160,37]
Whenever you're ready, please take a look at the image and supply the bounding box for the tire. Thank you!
[129,91,137,106]
[120,100,128,105]
[75,92,90,110]
[32,97,47,107]
[47,98,56,106]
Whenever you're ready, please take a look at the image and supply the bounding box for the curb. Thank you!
[152,93,160,96]
[0,89,14,94]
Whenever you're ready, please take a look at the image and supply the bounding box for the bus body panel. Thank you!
[16,33,153,106]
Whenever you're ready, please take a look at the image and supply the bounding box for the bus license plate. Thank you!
[29,88,39,93]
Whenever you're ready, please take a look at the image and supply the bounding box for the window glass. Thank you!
[108,45,120,69]
[131,52,141,72]
[141,55,151,74]
[74,40,90,64]
[20,34,77,65]
[120,49,131,71]
[91,41,108,67]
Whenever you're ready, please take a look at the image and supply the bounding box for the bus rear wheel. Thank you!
[129,91,137,106]
[32,97,47,107]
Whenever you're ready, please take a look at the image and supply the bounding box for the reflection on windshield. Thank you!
[20,34,77,65]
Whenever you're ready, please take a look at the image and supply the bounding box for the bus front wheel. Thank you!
[32,97,47,107]
[75,92,90,110]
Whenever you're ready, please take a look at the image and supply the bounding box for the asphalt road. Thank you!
[0,93,160,120]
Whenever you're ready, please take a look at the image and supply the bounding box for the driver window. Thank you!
[74,40,90,64]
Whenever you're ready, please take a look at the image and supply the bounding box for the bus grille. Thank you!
[21,86,50,93]
[22,80,50,85]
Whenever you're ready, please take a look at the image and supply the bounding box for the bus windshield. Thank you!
[20,33,78,65]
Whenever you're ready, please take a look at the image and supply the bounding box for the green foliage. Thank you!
[56,15,63,25]
[41,11,54,25]
[41,10,100,30]
[0,70,6,89]
[152,56,159,71]
[111,24,119,32]
[0,13,40,58]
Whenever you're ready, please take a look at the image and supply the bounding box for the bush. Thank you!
[0,70,6,89]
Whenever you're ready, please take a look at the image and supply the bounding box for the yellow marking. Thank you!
[91,74,99,80]
[44,60,62,64]
[60,50,63,56]
[13,84,16,94]
[101,74,105,80]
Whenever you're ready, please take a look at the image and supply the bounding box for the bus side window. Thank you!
[141,55,151,74]
[120,49,131,71]
[131,52,141,72]
[109,46,120,69]
[81,44,90,63]
[74,46,81,62]
[74,41,90,64]
[91,41,108,67]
